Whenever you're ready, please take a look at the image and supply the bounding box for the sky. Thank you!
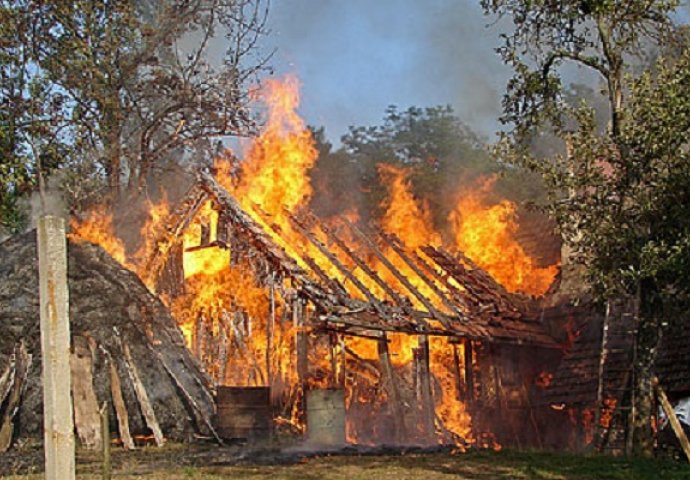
[263,0,512,144]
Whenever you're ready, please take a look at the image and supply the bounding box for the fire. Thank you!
[449,177,558,296]
[430,337,473,442]
[66,73,561,450]
[182,202,229,279]
[535,371,554,388]
[234,75,318,218]
[70,205,129,268]
[378,164,441,249]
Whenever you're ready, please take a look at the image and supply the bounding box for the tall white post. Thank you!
[37,216,75,480]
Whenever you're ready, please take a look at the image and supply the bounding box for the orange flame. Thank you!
[449,177,558,296]
[69,205,129,268]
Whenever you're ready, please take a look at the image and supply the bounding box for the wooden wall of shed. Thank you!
[471,343,564,449]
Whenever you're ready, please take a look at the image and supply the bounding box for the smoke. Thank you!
[267,0,510,142]
[29,173,68,227]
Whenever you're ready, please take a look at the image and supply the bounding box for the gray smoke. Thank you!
[266,0,510,142]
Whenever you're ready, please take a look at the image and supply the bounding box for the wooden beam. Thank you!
[378,334,408,440]
[417,335,435,440]
[108,360,134,450]
[464,339,474,406]
[140,184,210,289]
[653,377,690,463]
[121,342,165,446]
[37,216,75,479]
[311,215,410,308]
[379,232,464,327]
[70,336,102,450]
[344,219,449,325]
[288,214,390,317]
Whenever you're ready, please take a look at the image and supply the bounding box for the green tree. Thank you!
[0,3,68,233]
[339,105,501,231]
[1,0,269,224]
[482,0,687,454]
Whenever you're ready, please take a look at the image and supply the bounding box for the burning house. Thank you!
[0,77,568,452]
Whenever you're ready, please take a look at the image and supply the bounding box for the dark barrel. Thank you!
[213,386,273,441]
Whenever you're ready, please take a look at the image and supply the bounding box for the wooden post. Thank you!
[451,341,464,402]
[294,299,308,387]
[378,335,407,440]
[594,301,611,448]
[267,279,275,387]
[38,216,76,480]
[418,335,435,439]
[654,377,690,463]
[463,339,474,406]
[100,403,111,480]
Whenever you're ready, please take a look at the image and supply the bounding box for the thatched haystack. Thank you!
[0,231,215,450]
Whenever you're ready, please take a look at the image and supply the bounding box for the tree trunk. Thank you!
[632,286,662,457]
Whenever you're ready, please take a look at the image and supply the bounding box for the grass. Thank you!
[3,446,689,480]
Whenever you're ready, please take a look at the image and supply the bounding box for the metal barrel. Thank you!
[306,389,346,447]
[214,386,272,441]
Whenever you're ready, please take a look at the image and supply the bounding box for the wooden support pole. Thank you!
[108,361,134,450]
[267,279,275,387]
[294,299,308,388]
[654,377,690,463]
[594,301,611,448]
[463,339,474,406]
[100,403,111,480]
[451,341,464,402]
[38,216,75,480]
[418,335,435,439]
[377,334,407,440]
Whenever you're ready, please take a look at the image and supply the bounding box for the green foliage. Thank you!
[0,0,268,231]
[311,106,513,230]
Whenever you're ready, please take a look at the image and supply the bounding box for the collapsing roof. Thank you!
[140,170,557,349]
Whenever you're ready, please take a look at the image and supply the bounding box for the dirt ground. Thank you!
[2,443,689,480]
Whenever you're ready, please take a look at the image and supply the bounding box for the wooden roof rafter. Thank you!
[142,169,557,348]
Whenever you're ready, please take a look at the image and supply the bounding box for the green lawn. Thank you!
[3,446,689,480]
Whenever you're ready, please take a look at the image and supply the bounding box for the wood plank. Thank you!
[0,358,16,409]
[378,335,407,440]
[70,337,102,450]
[654,377,690,463]
[0,342,32,452]
[121,342,165,446]
[109,361,135,450]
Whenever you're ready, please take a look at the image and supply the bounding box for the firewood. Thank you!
[144,342,223,445]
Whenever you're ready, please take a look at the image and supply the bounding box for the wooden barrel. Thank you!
[214,386,272,441]
[306,389,346,447]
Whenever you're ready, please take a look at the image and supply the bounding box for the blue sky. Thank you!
[263,0,512,143]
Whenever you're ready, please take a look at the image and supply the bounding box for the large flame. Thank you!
[67,74,558,450]
[233,75,318,217]
[449,177,558,296]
